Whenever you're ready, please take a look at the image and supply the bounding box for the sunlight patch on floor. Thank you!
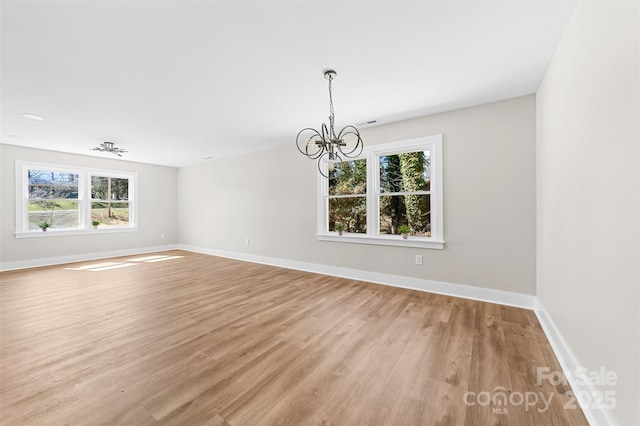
[64,254,184,272]
[88,263,138,272]
[144,255,184,263]
[65,262,123,271]
[127,255,170,262]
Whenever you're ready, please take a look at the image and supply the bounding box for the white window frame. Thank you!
[15,161,138,238]
[317,134,444,249]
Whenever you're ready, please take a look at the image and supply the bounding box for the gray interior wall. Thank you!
[0,144,179,265]
[536,2,640,424]
[179,95,537,295]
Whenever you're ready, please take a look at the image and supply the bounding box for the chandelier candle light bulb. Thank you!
[296,69,363,178]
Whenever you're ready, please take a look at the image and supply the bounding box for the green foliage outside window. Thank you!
[91,176,130,226]
[328,159,367,233]
[380,151,431,236]
[327,151,431,237]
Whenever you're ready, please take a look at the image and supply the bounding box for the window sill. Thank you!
[15,227,139,238]
[317,233,444,249]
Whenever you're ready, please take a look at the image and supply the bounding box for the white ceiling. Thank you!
[1,1,575,167]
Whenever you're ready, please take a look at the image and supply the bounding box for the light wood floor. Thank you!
[0,250,588,425]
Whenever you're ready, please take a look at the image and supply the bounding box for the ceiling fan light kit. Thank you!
[91,141,127,157]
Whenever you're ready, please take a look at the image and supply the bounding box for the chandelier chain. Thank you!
[328,75,335,139]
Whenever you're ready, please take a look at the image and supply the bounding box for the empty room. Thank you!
[1,1,638,425]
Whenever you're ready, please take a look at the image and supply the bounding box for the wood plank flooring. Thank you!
[0,250,588,425]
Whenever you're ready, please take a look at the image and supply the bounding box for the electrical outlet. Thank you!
[160,233,165,239]
[246,238,250,246]
[415,255,423,265]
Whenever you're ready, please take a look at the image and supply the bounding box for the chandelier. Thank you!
[91,141,127,157]
[296,69,363,178]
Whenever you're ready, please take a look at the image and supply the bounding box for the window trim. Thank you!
[15,161,138,238]
[317,134,444,249]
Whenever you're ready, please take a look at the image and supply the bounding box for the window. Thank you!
[379,149,431,237]
[91,175,131,227]
[27,169,80,230]
[328,158,367,233]
[16,161,137,237]
[318,135,443,249]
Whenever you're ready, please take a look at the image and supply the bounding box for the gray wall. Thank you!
[537,2,639,424]
[0,144,179,265]
[179,95,537,295]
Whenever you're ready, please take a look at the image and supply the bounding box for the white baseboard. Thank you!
[0,244,180,271]
[534,301,614,426]
[178,244,536,310]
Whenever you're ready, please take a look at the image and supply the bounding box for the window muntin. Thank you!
[16,161,137,235]
[318,135,443,248]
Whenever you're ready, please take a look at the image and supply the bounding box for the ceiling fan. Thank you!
[91,141,127,157]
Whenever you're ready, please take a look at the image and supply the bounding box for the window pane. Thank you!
[379,194,431,237]
[379,150,430,193]
[28,170,78,199]
[92,176,129,200]
[328,159,367,195]
[92,201,130,226]
[329,197,367,233]
[91,176,107,199]
[28,200,79,230]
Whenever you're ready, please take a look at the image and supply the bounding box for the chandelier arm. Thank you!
[317,151,342,179]
[336,126,364,158]
[321,123,330,143]
[317,157,330,179]
[296,127,325,159]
